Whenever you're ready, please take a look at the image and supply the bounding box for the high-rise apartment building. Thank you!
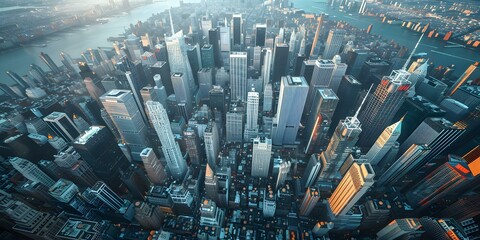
[244,91,259,141]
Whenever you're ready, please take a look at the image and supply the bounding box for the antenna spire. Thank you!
[169,8,175,36]
[402,32,424,70]
[354,83,374,119]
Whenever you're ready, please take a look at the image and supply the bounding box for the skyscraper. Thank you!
[263,185,276,217]
[86,181,125,211]
[328,163,375,217]
[251,137,272,178]
[232,14,242,46]
[201,45,215,68]
[9,157,55,187]
[146,101,187,181]
[376,144,431,187]
[310,15,324,57]
[272,43,289,83]
[271,76,308,145]
[40,52,60,74]
[230,52,248,101]
[263,83,273,112]
[134,201,163,229]
[322,29,345,59]
[171,72,193,121]
[165,30,195,94]
[183,126,204,165]
[262,48,273,86]
[299,187,320,216]
[399,117,465,168]
[376,218,424,240]
[125,34,144,61]
[244,91,259,141]
[43,112,81,142]
[365,118,402,166]
[304,59,335,112]
[226,104,244,143]
[208,28,222,67]
[204,121,220,168]
[255,24,267,47]
[140,148,167,185]
[276,159,291,189]
[205,164,219,202]
[448,62,478,96]
[305,88,339,154]
[406,155,472,208]
[302,154,325,189]
[357,70,412,149]
[198,68,213,101]
[54,146,100,187]
[100,90,149,161]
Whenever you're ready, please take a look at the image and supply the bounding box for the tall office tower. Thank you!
[198,68,213,101]
[140,148,167,184]
[43,112,81,142]
[169,182,195,215]
[201,16,212,42]
[72,114,90,132]
[100,108,121,139]
[438,193,480,221]
[377,218,424,240]
[299,187,321,216]
[201,45,215,68]
[406,155,472,208]
[204,121,220,168]
[40,52,60,73]
[322,29,345,59]
[276,159,291,189]
[125,71,149,124]
[125,34,144,61]
[271,76,308,145]
[310,15,324,57]
[329,56,348,93]
[419,217,469,240]
[9,157,55,187]
[357,70,412,149]
[262,48,273,86]
[400,118,465,167]
[208,28,222,68]
[330,75,363,135]
[305,88,339,154]
[244,91,259,141]
[83,77,105,105]
[230,52,248,101]
[87,181,125,211]
[407,61,428,89]
[171,72,193,120]
[150,61,173,95]
[263,185,276,217]
[255,24,267,47]
[448,62,478,96]
[272,43,289,83]
[6,70,31,89]
[345,49,369,78]
[100,90,149,160]
[54,147,99,187]
[253,46,262,71]
[376,144,431,187]
[300,59,317,84]
[200,199,225,228]
[304,60,335,112]
[133,201,162,229]
[219,20,231,52]
[232,14,242,46]
[302,154,325,189]
[0,83,20,98]
[358,0,367,14]
[293,54,307,76]
[205,164,219,201]
[183,126,204,165]
[209,85,225,113]
[226,104,244,143]
[251,137,273,178]
[29,63,47,83]
[328,163,375,217]
[263,83,273,112]
[365,118,402,166]
[166,30,195,92]
[146,101,187,181]
[73,126,129,189]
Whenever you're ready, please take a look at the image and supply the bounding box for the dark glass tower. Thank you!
[272,43,289,83]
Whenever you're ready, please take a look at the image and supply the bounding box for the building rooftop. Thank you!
[74,126,103,145]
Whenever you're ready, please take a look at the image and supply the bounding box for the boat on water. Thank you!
[96,18,109,24]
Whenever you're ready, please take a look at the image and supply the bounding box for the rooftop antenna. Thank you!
[402,32,424,70]
[353,83,374,119]
[169,8,175,36]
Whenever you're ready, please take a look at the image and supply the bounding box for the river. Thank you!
[0,0,478,85]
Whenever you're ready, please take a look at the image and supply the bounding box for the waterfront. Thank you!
[0,0,478,85]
